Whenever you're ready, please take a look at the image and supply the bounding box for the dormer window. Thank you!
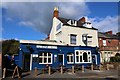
[83,22,92,28]
[67,20,77,26]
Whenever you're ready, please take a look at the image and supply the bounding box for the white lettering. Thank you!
[36,45,57,49]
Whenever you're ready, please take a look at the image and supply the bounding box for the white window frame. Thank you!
[75,50,92,64]
[67,53,74,64]
[39,52,52,64]
[103,40,106,46]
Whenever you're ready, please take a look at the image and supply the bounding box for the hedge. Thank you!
[110,56,120,62]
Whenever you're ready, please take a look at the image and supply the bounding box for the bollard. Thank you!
[2,68,6,78]
[91,64,93,71]
[72,66,75,74]
[99,64,102,71]
[106,64,109,70]
[34,67,38,76]
[61,66,63,74]
[82,65,84,72]
[48,66,51,75]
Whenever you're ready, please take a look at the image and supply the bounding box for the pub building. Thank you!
[15,7,100,70]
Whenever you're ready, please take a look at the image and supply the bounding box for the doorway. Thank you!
[92,55,97,65]
[83,52,88,62]
[58,54,64,65]
[23,54,30,71]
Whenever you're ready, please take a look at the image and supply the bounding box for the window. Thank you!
[56,23,61,31]
[70,34,77,44]
[67,53,74,64]
[87,36,92,45]
[32,54,39,62]
[104,52,108,62]
[80,56,82,62]
[75,50,91,63]
[39,52,52,64]
[103,40,106,46]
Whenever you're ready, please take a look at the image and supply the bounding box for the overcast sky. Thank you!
[1,1,119,40]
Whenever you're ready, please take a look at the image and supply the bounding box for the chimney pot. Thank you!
[79,17,86,23]
[53,7,59,18]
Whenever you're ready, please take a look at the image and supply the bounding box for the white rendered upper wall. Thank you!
[49,7,98,47]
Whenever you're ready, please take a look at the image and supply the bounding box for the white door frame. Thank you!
[92,54,97,65]
[63,54,64,65]
[30,54,32,70]
[58,54,64,65]
[95,55,97,65]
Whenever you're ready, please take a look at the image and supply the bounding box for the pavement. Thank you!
[3,69,119,80]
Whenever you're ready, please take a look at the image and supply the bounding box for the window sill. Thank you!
[75,62,92,64]
[67,62,74,64]
[39,63,52,64]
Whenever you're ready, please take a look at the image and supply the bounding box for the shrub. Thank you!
[110,56,120,62]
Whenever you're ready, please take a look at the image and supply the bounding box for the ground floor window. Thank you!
[39,52,52,64]
[75,50,91,63]
[104,51,112,62]
[67,53,74,64]
[32,54,39,62]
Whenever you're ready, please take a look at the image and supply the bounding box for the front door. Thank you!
[58,54,64,66]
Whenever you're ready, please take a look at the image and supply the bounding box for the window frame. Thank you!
[70,34,77,44]
[67,53,74,64]
[103,40,107,46]
[75,50,91,63]
[39,52,52,64]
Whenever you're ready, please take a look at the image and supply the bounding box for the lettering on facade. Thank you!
[36,45,57,49]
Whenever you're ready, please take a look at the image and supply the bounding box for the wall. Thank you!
[61,25,98,47]
[50,17,61,40]
[17,43,100,70]
[99,38,119,49]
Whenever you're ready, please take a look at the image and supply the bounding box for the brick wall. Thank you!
[99,38,119,51]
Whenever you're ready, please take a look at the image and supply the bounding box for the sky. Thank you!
[1,1,119,40]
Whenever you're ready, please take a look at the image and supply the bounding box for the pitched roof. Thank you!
[57,17,98,30]
[58,17,70,24]
[98,32,119,39]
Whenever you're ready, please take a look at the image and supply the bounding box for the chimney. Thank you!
[79,17,86,23]
[105,31,112,35]
[53,7,59,18]
[45,34,50,40]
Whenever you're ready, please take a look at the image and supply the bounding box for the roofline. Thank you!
[98,36,119,39]
[20,40,65,45]
[20,40,97,48]
[63,24,98,30]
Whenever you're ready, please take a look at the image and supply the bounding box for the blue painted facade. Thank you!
[16,43,100,70]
